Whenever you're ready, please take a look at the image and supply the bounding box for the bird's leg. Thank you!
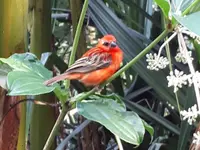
[93,85,103,93]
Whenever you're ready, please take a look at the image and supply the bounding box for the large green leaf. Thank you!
[173,11,200,37]
[77,98,145,145]
[0,53,57,95]
[89,94,126,111]
[0,53,52,78]
[7,71,55,95]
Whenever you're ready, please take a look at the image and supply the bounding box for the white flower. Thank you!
[167,69,190,92]
[175,49,193,64]
[193,131,200,145]
[180,104,200,125]
[146,53,169,71]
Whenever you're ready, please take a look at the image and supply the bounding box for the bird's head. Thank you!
[97,34,118,51]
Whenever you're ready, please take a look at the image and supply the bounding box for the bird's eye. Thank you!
[102,41,110,47]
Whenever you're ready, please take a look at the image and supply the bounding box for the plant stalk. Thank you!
[43,105,68,150]
[65,0,89,89]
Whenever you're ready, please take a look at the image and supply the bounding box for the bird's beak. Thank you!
[110,41,117,48]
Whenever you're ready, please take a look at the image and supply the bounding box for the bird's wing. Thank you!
[66,51,112,74]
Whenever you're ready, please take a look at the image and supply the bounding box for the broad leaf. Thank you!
[77,98,146,145]
[0,53,56,95]
[0,53,52,79]
[173,11,200,37]
[89,94,126,111]
[7,71,56,96]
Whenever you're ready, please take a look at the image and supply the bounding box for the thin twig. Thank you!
[164,34,181,112]
[157,32,177,58]
[65,0,89,89]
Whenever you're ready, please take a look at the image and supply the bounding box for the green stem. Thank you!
[182,0,200,16]
[65,0,89,88]
[165,36,181,112]
[68,0,88,66]
[43,106,68,150]
[43,29,169,149]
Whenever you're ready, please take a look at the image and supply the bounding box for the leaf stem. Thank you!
[43,105,68,150]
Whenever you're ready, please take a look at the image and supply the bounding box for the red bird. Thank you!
[44,35,123,86]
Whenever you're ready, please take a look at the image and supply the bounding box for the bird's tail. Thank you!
[44,72,70,86]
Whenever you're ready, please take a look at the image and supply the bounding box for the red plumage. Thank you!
[44,34,123,86]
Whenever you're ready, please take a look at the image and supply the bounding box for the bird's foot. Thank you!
[93,85,103,93]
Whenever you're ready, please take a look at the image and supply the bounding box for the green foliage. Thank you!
[77,94,152,145]
[7,71,55,95]
[0,0,198,149]
[0,53,56,95]
[0,53,52,78]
